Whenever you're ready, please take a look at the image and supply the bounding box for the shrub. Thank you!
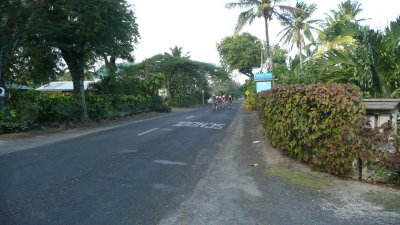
[245,95,256,110]
[1,89,168,134]
[86,95,111,121]
[257,84,365,175]
[149,95,171,112]
[36,93,80,125]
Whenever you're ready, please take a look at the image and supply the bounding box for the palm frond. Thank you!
[225,0,260,9]
[234,8,257,34]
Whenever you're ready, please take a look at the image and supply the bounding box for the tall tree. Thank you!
[327,0,366,24]
[0,0,31,88]
[278,2,320,68]
[226,0,294,70]
[217,32,262,79]
[32,0,139,121]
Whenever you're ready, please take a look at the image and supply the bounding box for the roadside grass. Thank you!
[362,191,400,213]
[265,165,331,193]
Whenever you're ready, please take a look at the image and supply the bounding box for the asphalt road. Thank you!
[1,102,399,225]
[0,104,235,225]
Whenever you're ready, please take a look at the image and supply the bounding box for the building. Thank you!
[36,81,96,94]
[363,99,400,131]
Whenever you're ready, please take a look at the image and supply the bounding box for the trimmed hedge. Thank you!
[0,90,171,133]
[257,84,366,175]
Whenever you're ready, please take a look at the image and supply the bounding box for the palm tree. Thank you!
[226,0,294,70]
[327,0,366,24]
[314,0,367,56]
[278,2,320,68]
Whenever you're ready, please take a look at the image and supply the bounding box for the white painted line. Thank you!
[185,116,195,119]
[153,160,188,166]
[160,128,174,131]
[137,128,159,136]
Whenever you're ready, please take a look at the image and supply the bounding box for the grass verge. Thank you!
[362,191,400,213]
[265,165,331,193]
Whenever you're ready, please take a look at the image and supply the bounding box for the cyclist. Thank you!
[228,95,233,109]
[212,94,218,111]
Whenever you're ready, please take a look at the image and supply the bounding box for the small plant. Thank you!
[245,95,256,110]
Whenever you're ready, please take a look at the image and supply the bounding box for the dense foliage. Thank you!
[0,0,140,122]
[217,33,262,79]
[257,84,400,182]
[0,89,169,133]
[257,84,365,174]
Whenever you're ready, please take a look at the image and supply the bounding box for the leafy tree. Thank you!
[124,48,229,106]
[269,44,289,82]
[217,32,262,79]
[316,17,400,97]
[0,1,32,87]
[31,0,139,121]
[278,2,320,68]
[0,1,65,93]
[226,0,294,69]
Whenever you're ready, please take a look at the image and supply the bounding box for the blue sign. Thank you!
[254,72,272,81]
[256,81,271,93]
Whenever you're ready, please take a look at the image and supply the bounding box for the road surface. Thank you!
[1,102,399,225]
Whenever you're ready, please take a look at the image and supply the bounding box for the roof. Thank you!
[363,99,400,111]
[5,84,33,90]
[36,81,95,92]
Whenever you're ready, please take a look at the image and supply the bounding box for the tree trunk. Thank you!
[165,79,171,99]
[61,49,89,122]
[263,16,273,71]
[0,49,6,88]
[0,49,8,109]
[299,46,303,69]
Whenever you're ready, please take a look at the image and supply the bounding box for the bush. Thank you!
[1,90,164,134]
[257,84,365,175]
[168,92,202,107]
[245,95,256,110]
[149,95,171,112]
[86,95,111,121]
[36,93,80,125]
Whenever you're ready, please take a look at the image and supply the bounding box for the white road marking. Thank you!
[137,128,159,136]
[185,116,195,119]
[160,128,174,131]
[172,121,225,130]
[153,160,188,166]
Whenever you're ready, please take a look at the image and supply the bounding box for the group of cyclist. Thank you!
[211,94,233,111]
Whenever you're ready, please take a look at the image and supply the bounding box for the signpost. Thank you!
[254,72,273,93]
[202,89,204,105]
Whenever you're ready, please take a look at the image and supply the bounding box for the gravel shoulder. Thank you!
[159,105,400,225]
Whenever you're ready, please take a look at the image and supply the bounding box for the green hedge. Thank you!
[257,84,366,175]
[1,90,171,133]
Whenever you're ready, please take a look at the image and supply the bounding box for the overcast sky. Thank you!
[128,0,399,82]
